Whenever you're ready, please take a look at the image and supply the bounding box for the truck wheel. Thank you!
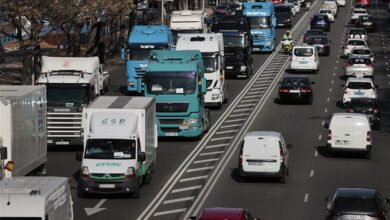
[223,85,229,104]
[143,173,152,185]
[77,185,86,198]
[131,178,141,199]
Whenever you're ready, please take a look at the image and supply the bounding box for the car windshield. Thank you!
[307,37,328,44]
[348,58,371,65]
[203,53,219,73]
[146,71,197,94]
[84,139,136,159]
[46,84,89,107]
[320,10,332,14]
[348,40,365,46]
[333,197,377,212]
[224,36,246,47]
[347,82,373,89]
[352,49,371,55]
[294,48,313,57]
[130,44,167,60]
[282,78,309,86]
[249,16,271,29]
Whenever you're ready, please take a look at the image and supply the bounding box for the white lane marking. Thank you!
[250,87,265,91]
[327,97,330,102]
[324,108,328,113]
[385,56,388,59]
[386,62,388,66]
[180,176,209,182]
[333,73,336,76]
[310,170,314,178]
[322,121,325,126]
[229,113,249,117]
[247,91,261,95]
[193,158,219,164]
[334,67,338,70]
[210,136,234,141]
[153,208,187,216]
[314,150,318,157]
[163,197,195,204]
[187,166,215,173]
[171,185,202,193]
[233,108,252,112]
[336,60,339,64]
[225,118,246,123]
[240,99,258,103]
[216,130,238,135]
[331,80,334,84]
[85,199,107,216]
[318,134,322,140]
[205,143,230,149]
[329,88,332,92]
[244,95,261,99]
[199,151,225,156]
[338,49,341,53]
[220,124,242,129]
[304,193,309,203]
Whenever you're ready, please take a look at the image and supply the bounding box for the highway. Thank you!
[45,0,390,219]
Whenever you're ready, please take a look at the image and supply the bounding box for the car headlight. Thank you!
[81,166,90,176]
[126,167,135,176]
[286,18,291,22]
[188,118,198,124]
[240,66,247,71]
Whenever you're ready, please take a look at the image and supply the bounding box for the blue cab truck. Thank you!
[144,50,210,138]
[243,1,276,52]
[121,25,173,94]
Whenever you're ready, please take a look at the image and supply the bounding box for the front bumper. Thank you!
[157,117,203,138]
[225,63,249,78]
[252,41,274,52]
[79,176,137,194]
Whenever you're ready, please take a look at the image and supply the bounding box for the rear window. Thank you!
[348,58,371,64]
[347,82,372,89]
[282,78,309,86]
[349,29,366,35]
[352,49,371,55]
[333,197,377,212]
[294,48,313,57]
[307,37,328,44]
[306,30,324,35]
[347,40,365,46]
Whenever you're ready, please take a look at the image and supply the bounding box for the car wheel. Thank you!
[365,150,371,159]
[280,173,286,184]
[131,178,141,199]
[143,173,152,185]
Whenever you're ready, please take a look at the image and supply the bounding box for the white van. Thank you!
[290,46,320,73]
[321,1,338,17]
[238,131,291,183]
[326,113,372,158]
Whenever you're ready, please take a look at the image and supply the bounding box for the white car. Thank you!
[336,0,346,6]
[293,2,301,13]
[350,8,368,23]
[347,28,368,42]
[343,77,377,104]
[290,46,320,73]
[285,3,296,16]
[349,47,375,63]
[344,56,374,78]
[319,9,334,22]
[343,39,368,56]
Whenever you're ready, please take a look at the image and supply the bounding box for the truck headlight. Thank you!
[266,41,272,46]
[240,66,247,72]
[81,166,90,176]
[188,118,198,124]
[126,167,135,176]
[128,82,135,87]
[212,94,220,100]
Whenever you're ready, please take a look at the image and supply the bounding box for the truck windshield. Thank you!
[145,72,197,94]
[46,84,89,107]
[172,29,202,42]
[130,44,168,60]
[249,16,271,29]
[85,139,136,159]
[224,36,246,48]
[203,53,219,73]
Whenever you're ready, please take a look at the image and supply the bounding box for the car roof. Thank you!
[308,35,327,39]
[199,208,245,220]
[335,188,377,198]
[245,131,282,140]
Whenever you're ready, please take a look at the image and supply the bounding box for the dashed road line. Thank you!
[304,193,309,203]
[310,170,314,178]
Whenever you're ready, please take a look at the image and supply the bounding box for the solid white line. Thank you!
[199,151,225,156]
[210,137,234,141]
[304,193,309,203]
[220,124,242,129]
[310,170,314,178]
[216,130,238,135]
[153,208,187,216]
[163,197,195,204]
[314,150,318,157]
[193,158,219,164]
[318,134,322,140]
[171,185,202,193]
[229,113,249,117]
[225,118,246,123]
[205,143,229,149]
[180,176,209,182]
[187,166,214,173]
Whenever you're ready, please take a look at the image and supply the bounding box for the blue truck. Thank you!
[243,1,276,52]
[121,25,173,94]
[144,50,210,138]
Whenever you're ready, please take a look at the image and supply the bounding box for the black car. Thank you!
[275,4,293,28]
[303,29,326,43]
[326,188,389,220]
[306,35,331,56]
[356,15,376,32]
[310,14,331,32]
[278,76,314,104]
[347,98,381,129]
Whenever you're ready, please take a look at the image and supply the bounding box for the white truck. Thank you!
[321,1,338,17]
[76,96,157,198]
[170,10,207,43]
[0,85,47,179]
[176,33,228,107]
[0,177,73,220]
[37,56,109,146]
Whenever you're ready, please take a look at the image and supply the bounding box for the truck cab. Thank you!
[144,50,210,138]
[170,10,207,43]
[243,2,277,52]
[121,25,173,94]
[176,33,228,107]
[211,15,253,78]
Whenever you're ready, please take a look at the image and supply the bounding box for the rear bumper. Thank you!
[290,62,318,71]
[327,143,372,153]
[238,166,284,177]
[279,93,311,102]
[225,63,250,78]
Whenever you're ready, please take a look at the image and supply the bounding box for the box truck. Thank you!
[0,176,73,220]
[0,85,47,179]
[76,96,158,198]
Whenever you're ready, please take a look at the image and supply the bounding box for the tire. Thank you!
[77,185,86,198]
[143,173,152,185]
[223,85,229,104]
[279,166,287,183]
[131,178,141,199]
[365,150,371,159]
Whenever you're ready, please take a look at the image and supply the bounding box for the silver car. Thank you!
[349,47,375,63]
[345,56,374,77]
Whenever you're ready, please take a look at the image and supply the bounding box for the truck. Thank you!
[243,1,277,52]
[144,50,210,138]
[275,4,293,28]
[37,56,109,146]
[211,15,253,78]
[76,96,157,198]
[0,177,73,220]
[121,25,173,94]
[170,10,207,43]
[0,85,47,179]
[176,33,228,107]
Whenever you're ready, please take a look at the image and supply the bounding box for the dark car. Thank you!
[326,188,389,220]
[356,15,376,32]
[303,29,326,43]
[190,207,261,220]
[347,98,381,129]
[306,35,331,56]
[214,5,231,16]
[275,4,293,28]
[278,76,314,104]
[310,14,331,32]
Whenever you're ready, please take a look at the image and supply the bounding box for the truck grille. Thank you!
[134,67,146,76]
[47,112,82,138]
[253,33,267,41]
[156,103,189,113]
[161,127,181,132]
[160,119,183,124]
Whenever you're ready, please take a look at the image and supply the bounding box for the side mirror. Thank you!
[138,152,146,162]
[287,144,293,149]
[324,123,329,129]
[201,78,207,93]
[75,151,83,161]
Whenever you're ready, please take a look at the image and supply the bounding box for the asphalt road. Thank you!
[44,1,390,219]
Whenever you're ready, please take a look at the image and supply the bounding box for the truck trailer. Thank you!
[0,85,47,179]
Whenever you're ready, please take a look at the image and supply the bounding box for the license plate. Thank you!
[248,161,263,166]
[179,125,189,130]
[56,141,69,145]
[299,61,307,64]
[166,132,178,136]
[289,90,300,93]
[98,184,115,189]
[346,215,364,220]
[226,66,233,70]
[354,91,364,95]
